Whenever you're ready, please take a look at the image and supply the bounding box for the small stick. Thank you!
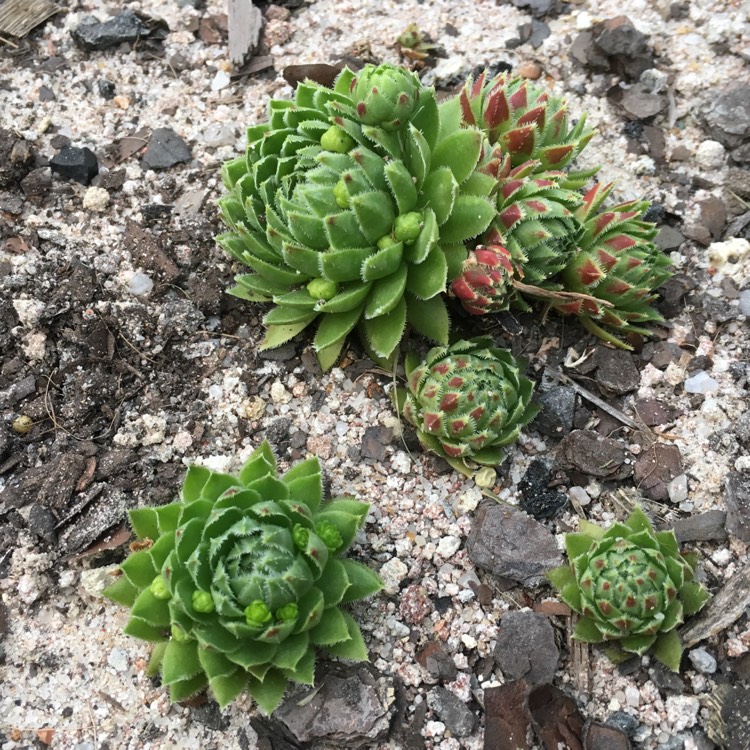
[513,280,615,308]
[545,368,644,431]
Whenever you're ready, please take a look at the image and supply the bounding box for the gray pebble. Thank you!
[688,647,717,674]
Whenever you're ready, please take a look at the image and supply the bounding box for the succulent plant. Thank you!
[548,507,710,671]
[460,70,595,174]
[217,64,496,370]
[547,182,673,348]
[103,442,382,713]
[397,337,538,474]
[449,156,585,313]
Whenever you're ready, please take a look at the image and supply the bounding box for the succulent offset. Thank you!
[460,70,595,174]
[547,182,673,348]
[103,442,382,713]
[450,156,584,313]
[548,507,710,671]
[217,63,495,370]
[398,337,538,474]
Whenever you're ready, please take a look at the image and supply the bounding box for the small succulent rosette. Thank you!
[396,336,538,475]
[551,182,672,349]
[548,507,710,671]
[103,441,382,713]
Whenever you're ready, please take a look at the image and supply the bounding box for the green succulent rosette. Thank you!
[548,507,710,671]
[397,336,539,475]
[103,441,383,713]
[548,182,673,349]
[217,64,496,371]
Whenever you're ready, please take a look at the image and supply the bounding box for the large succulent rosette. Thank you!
[398,337,538,474]
[549,182,673,348]
[548,507,710,671]
[217,64,496,370]
[103,442,382,713]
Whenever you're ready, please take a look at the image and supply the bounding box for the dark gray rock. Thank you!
[361,425,393,462]
[702,83,750,149]
[467,501,562,587]
[634,398,679,427]
[606,711,640,737]
[511,0,560,17]
[655,226,685,251]
[142,127,192,170]
[417,640,457,682]
[97,80,116,100]
[25,503,57,542]
[725,471,750,542]
[633,443,683,502]
[518,459,568,520]
[595,349,640,395]
[649,663,685,693]
[533,385,576,437]
[71,11,151,51]
[645,341,685,370]
[50,146,99,185]
[0,129,35,187]
[274,663,394,748]
[573,16,654,81]
[494,611,559,685]
[672,510,727,543]
[556,430,633,481]
[620,85,665,120]
[427,687,476,737]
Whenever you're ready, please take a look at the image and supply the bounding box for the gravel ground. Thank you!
[1,0,749,748]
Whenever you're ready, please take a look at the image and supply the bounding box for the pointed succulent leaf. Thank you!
[362,297,407,359]
[439,195,495,243]
[340,560,384,603]
[679,581,710,616]
[652,629,683,672]
[247,669,288,715]
[431,129,483,184]
[323,611,368,660]
[406,294,450,345]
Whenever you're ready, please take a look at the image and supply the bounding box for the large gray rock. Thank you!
[274,663,394,747]
[702,84,750,149]
[467,502,562,588]
[494,611,560,685]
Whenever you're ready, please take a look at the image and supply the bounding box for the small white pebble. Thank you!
[270,382,291,404]
[211,70,231,91]
[379,557,409,595]
[82,185,110,211]
[435,536,461,559]
[695,140,726,169]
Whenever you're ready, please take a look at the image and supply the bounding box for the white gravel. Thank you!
[2,0,750,748]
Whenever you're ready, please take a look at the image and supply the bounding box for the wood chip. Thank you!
[0,0,58,37]
[227,0,262,65]
[681,561,750,647]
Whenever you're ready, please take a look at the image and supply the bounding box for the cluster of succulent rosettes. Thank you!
[217,63,496,371]
[548,507,710,671]
[397,337,539,475]
[103,441,382,713]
